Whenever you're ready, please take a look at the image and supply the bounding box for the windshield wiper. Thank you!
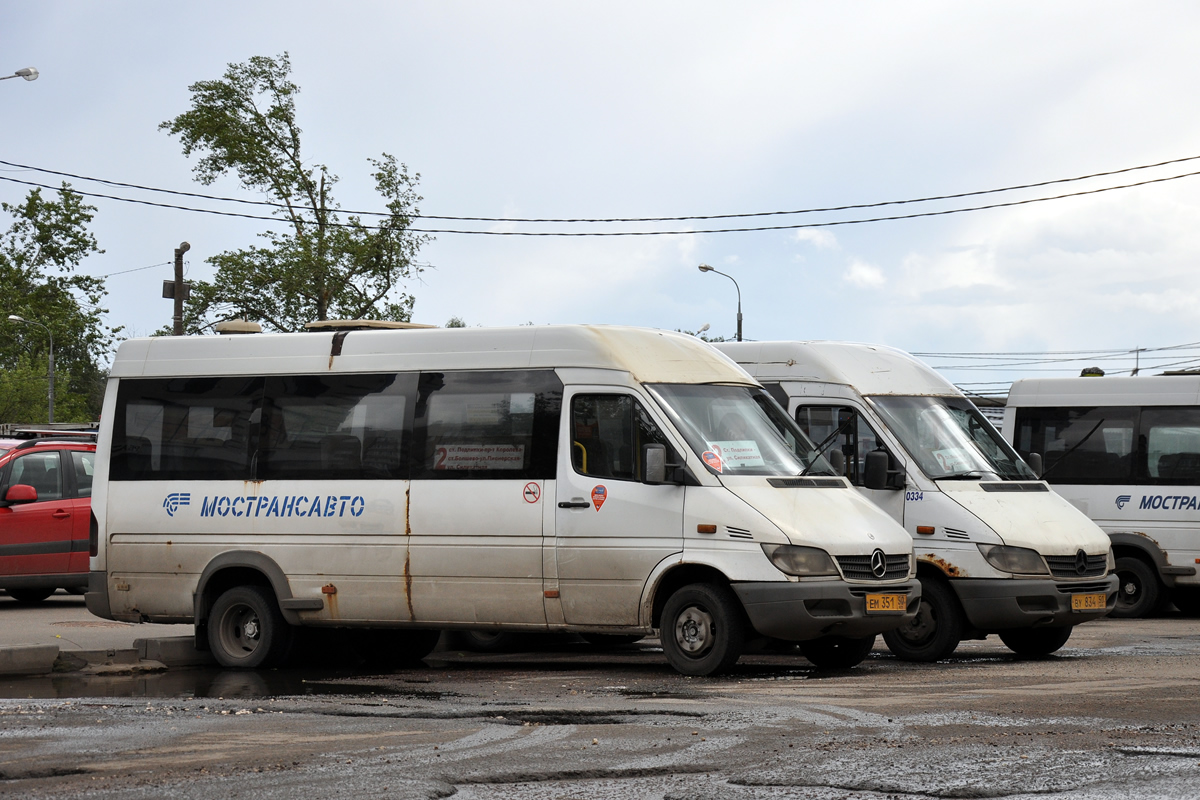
[937,470,985,480]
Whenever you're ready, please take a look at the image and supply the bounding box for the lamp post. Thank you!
[697,264,742,341]
[8,315,53,423]
[173,241,190,336]
[0,67,38,82]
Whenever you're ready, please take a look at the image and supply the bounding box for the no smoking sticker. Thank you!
[523,483,541,503]
[702,450,724,473]
[591,485,607,511]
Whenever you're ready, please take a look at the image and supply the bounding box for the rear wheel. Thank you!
[1170,588,1200,617]
[882,578,963,662]
[1112,556,1161,619]
[447,630,522,653]
[208,585,293,668]
[660,583,746,676]
[7,588,54,604]
[801,634,876,669]
[365,629,442,667]
[998,625,1072,656]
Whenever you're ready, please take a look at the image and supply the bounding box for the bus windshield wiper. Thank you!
[937,470,985,480]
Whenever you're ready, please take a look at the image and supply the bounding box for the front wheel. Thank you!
[660,583,746,676]
[208,585,293,669]
[1112,556,1161,619]
[998,625,1072,657]
[801,634,876,669]
[882,578,964,662]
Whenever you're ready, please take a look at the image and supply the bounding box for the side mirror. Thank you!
[5,484,38,504]
[1026,452,1043,478]
[643,444,667,484]
[863,450,889,490]
[828,449,845,477]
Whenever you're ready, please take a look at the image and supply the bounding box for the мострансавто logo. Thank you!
[163,493,365,518]
[1115,494,1200,511]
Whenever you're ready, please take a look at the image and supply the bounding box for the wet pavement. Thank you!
[2,614,1200,798]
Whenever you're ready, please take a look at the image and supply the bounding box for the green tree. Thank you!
[0,185,115,422]
[444,316,466,328]
[160,53,431,333]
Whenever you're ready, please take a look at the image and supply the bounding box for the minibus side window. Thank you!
[571,395,676,481]
[260,373,417,481]
[411,370,562,480]
[795,405,881,485]
[110,377,263,481]
[1015,406,1137,485]
[1142,407,1200,485]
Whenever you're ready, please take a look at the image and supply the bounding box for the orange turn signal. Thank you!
[916,526,935,535]
[697,524,718,534]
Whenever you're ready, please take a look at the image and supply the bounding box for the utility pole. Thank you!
[173,242,190,336]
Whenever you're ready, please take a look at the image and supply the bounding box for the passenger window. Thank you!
[1142,408,1200,485]
[412,370,562,480]
[71,451,95,498]
[1015,406,1136,484]
[261,373,417,481]
[795,405,882,485]
[571,394,675,481]
[111,377,263,481]
[4,452,63,501]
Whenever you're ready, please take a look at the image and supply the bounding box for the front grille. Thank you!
[1055,580,1111,594]
[836,553,909,581]
[1045,554,1108,578]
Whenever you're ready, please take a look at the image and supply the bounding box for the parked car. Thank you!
[0,438,95,602]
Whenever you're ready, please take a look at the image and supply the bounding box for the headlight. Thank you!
[1106,547,1116,573]
[761,544,838,576]
[977,544,1048,575]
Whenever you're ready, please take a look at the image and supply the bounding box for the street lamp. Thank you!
[698,264,742,341]
[7,315,53,423]
[0,67,39,82]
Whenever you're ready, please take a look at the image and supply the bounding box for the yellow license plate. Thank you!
[1071,593,1106,611]
[866,593,906,613]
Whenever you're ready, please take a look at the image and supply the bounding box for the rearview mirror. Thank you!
[864,450,889,490]
[1026,452,1043,478]
[643,444,667,484]
[5,484,38,504]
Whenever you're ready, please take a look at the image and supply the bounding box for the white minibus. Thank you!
[85,325,919,675]
[717,341,1117,662]
[1004,374,1200,618]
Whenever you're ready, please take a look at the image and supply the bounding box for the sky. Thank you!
[5,2,1200,397]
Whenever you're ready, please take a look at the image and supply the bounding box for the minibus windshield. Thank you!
[648,384,832,476]
[870,396,1035,480]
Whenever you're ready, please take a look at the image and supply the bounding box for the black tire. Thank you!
[998,625,1073,656]
[882,578,964,662]
[7,588,54,604]
[660,583,746,676]
[447,630,522,653]
[801,634,876,669]
[207,585,293,669]
[1112,556,1161,619]
[579,633,643,648]
[1170,588,1200,617]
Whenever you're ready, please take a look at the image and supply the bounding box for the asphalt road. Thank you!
[2,606,1200,799]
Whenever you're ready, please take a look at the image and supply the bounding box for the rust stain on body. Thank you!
[919,554,965,578]
[404,483,413,620]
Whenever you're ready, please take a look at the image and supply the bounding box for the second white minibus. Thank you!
[85,325,920,675]
[1004,374,1200,618]
[718,341,1117,662]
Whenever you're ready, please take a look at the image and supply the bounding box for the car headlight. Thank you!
[761,544,838,576]
[977,544,1048,575]
[1106,547,1116,573]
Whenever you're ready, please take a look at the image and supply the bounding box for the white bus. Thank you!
[717,341,1117,661]
[1003,374,1200,618]
[85,325,919,675]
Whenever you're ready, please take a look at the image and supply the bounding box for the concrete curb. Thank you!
[0,637,214,677]
[0,644,59,676]
[136,636,216,667]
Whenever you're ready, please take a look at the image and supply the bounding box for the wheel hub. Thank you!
[674,606,714,655]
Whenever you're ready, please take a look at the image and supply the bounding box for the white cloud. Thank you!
[843,259,886,288]
[794,229,839,250]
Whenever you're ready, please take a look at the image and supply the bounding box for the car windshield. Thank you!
[648,384,833,477]
[870,395,1035,480]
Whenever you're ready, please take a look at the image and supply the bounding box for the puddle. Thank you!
[0,667,425,700]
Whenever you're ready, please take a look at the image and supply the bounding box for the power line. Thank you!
[5,167,1200,237]
[96,261,171,278]
[4,153,1200,224]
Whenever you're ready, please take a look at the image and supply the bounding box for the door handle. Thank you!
[557,501,590,509]
[52,510,71,519]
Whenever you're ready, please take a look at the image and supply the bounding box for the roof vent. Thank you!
[303,319,437,332]
[214,319,262,335]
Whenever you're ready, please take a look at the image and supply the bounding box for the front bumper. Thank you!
[953,574,1118,631]
[732,580,921,641]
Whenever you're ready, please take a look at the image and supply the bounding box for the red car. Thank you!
[0,439,95,602]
